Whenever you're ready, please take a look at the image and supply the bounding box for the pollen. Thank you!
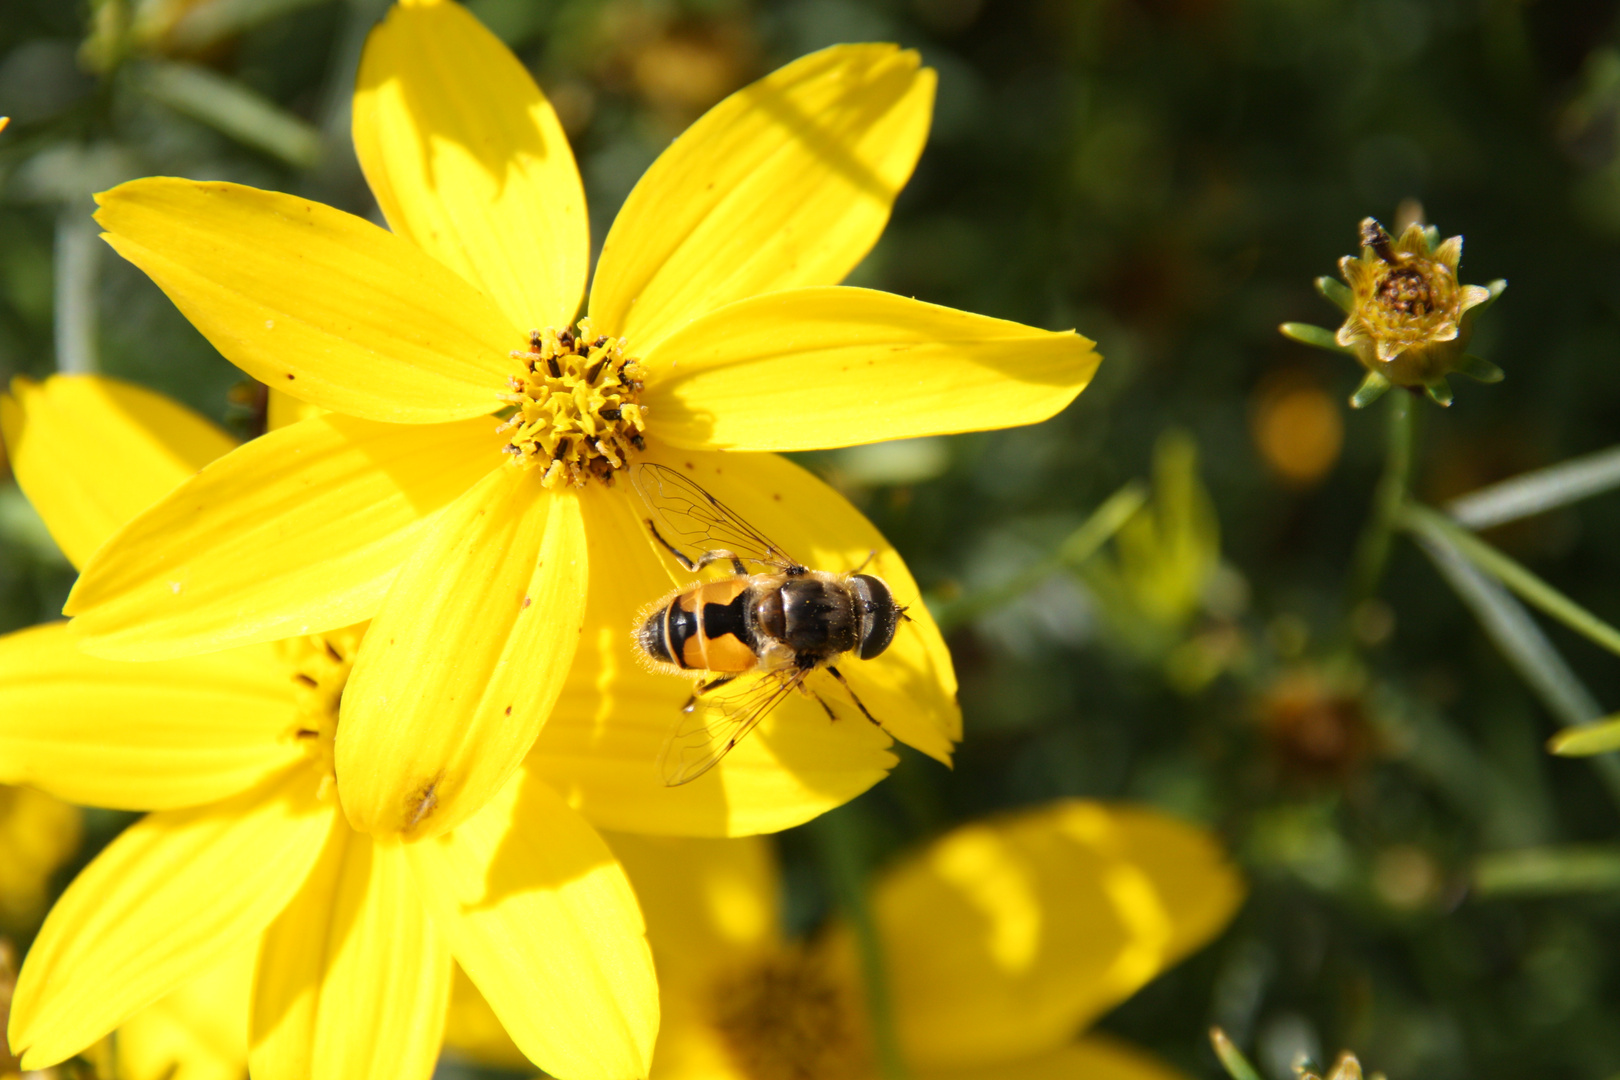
[497,317,646,487]
[708,948,873,1080]
[281,624,363,801]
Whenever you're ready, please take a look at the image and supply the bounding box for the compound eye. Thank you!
[851,574,900,660]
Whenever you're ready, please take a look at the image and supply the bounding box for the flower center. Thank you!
[708,948,873,1080]
[498,318,646,487]
[281,624,363,800]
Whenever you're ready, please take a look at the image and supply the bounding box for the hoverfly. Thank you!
[631,462,907,786]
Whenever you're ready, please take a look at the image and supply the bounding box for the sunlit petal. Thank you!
[354,0,587,331]
[65,413,500,660]
[0,622,300,810]
[590,44,934,353]
[10,768,333,1069]
[405,770,657,1080]
[251,829,451,1080]
[337,470,587,839]
[641,287,1099,452]
[857,801,1244,1069]
[528,479,897,838]
[116,944,255,1080]
[1,374,234,569]
[96,178,519,422]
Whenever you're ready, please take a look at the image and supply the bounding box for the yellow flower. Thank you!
[0,375,656,1080]
[0,786,80,933]
[450,800,1244,1080]
[63,0,1099,842]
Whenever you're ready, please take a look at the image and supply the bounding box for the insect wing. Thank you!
[658,671,801,786]
[632,463,802,572]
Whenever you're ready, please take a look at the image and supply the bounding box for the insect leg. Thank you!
[807,689,839,721]
[692,549,749,576]
[681,673,741,713]
[825,665,882,727]
[646,520,700,572]
[851,549,877,574]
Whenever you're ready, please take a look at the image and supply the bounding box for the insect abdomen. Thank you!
[657,578,759,673]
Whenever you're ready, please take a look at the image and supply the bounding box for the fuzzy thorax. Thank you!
[498,318,646,488]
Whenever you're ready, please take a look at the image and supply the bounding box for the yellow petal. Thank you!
[10,767,333,1070]
[0,622,300,810]
[404,770,658,1080]
[916,1034,1191,1080]
[590,44,934,353]
[442,965,527,1071]
[0,374,234,570]
[266,387,326,431]
[354,0,587,331]
[251,829,451,1080]
[858,800,1243,1070]
[65,413,500,660]
[641,286,1099,451]
[95,178,519,423]
[336,470,587,839]
[605,832,779,994]
[528,477,898,837]
[115,944,255,1080]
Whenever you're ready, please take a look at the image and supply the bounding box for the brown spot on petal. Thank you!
[403,772,446,833]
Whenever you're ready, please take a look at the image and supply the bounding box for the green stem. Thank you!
[812,807,906,1080]
[1402,503,1620,657]
[1346,390,1415,612]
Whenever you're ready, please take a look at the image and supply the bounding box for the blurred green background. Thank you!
[8,0,1620,1077]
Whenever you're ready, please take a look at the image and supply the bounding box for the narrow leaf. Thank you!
[1549,714,1620,756]
[1446,444,1620,529]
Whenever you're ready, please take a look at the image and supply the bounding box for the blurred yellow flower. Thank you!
[0,375,655,1080]
[64,0,1100,842]
[1081,431,1225,678]
[450,800,1244,1080]
[0,787,79,932]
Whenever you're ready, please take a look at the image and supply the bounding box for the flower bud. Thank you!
[1282,217,1506,408]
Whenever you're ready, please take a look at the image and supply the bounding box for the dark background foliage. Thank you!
[6,0,1620,1077]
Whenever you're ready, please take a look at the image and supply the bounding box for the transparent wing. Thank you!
[631,462,803,572]
[657,671,803,786]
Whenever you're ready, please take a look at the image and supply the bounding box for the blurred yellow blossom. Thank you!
[450,800,1244,1080]
[0,787,79,932]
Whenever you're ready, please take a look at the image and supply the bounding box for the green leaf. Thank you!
[1455,353,1505,383]
[1549,714,1620,756]
[1314,275,1354,313]
[1402,503,1620,657]
[131,60,321,168]
[1279,321,1351,353]
[1445,444,1620,529]
[1211,1028,1265,1080]
[1423,378,1453,407]
[1349,371,1391,408]
[1473,845,1620,896]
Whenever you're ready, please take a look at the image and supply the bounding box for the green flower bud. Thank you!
[1282,218,1506,408]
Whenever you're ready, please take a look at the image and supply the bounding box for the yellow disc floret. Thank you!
[708,948,872,1080]
[498,318,646,487]
[280,624,363,801]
